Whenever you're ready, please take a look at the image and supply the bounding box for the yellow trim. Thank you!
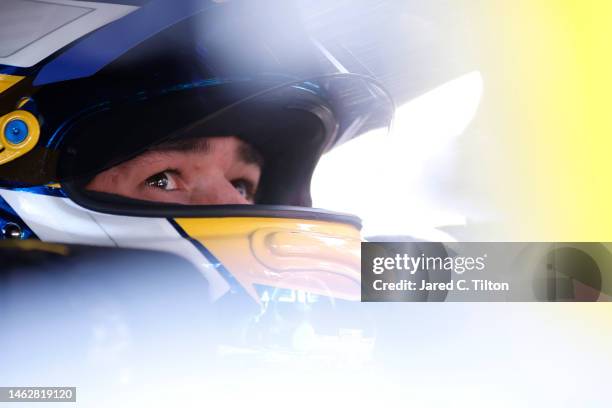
[0,110,40,165]
[175,217,360,238]
[0,240,70,256]
[16,97,31,108]
[0,74,25,94]
[175,217,362,301]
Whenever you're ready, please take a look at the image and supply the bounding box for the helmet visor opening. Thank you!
[37,75,393,214]
[57,75,393,212]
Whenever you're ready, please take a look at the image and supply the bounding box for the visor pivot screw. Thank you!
[4,119,28,145]
[2,222,23,239]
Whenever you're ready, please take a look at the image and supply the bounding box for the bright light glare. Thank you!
[312,71,483,240]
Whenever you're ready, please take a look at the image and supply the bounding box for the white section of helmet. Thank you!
[0,189,231,300]
[0,0,138,67]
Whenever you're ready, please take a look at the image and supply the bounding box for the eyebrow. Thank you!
[148,137,264,166]
[237,142,265,167]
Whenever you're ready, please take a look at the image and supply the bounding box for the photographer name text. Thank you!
[370,253,509,292]
[372,279,509,291]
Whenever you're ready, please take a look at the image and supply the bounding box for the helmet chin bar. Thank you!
[0,186,362,302]
[61,183,362,229]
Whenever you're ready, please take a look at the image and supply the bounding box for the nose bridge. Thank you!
[189,172,248,205]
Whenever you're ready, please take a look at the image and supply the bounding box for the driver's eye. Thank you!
[145,171,179,191]
[232,179,255,201]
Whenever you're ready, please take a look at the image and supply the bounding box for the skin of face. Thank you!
[86,136,263,205]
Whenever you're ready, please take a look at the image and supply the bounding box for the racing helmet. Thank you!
[0,0,394,306]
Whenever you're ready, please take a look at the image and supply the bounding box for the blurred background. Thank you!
[305,2,612,407]
[310,0,612,242]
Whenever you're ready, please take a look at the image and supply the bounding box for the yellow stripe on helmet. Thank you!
[174,217,362,302]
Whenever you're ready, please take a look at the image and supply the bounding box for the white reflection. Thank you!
[312,71,484,240]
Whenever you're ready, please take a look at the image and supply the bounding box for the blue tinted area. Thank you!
[0,184,68,198]
[4,119,28,144]
[10,185,67,198]
[0,64,31,76]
